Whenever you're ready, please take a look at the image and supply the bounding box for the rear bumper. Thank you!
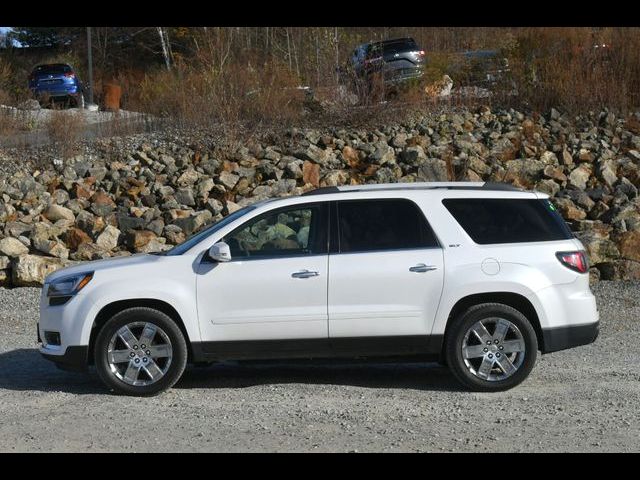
[384,70,424,85]
[32,87,81,97]
[40,345,89,371]
[541,321,599,353]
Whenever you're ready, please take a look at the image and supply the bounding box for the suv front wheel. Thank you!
[94,307,188,396]
[445,303,538,392]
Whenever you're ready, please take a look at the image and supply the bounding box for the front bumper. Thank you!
[41,345,89,371]
[541,321,599,353]
[38,288,95,371]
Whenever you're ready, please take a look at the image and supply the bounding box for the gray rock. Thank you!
[569,164,593,190]
[292,144,329,165]
[96,225,121,251]
[323,171,348,187]
[401,146,427,165]
[177,168,199,186]
[206,199,224,215]
[598,159,618,188]
[173,210,213,236]
[0,237,29,257]
[175,188,196,206]
[116,214,147,232]
[44,204,75,222]
[391,133,408,148]
[370,143,396,165]
[218,171,239,190]
[4,221,33,238]
[285,161,303,180]
[196,178,215,200]
[416,159,449,182]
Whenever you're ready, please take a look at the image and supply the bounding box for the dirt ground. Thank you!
[0,281,638,452]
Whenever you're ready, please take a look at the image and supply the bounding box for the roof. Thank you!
[302,182,521,196]
[356,37,417,49]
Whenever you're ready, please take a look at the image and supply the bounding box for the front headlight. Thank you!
[47,272,94,297]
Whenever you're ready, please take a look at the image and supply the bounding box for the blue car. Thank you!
[28,63,85,108]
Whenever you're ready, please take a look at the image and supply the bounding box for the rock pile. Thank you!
[1,107,639,286]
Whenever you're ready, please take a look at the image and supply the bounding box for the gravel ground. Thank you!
[0,282,639,452]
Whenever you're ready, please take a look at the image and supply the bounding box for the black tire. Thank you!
[94,307,188,396]
[72,93,85,109]
[445,303,538,392]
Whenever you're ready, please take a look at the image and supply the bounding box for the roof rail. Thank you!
[301,182,521,196]
[301,186,341,196]
[480,182,521,191]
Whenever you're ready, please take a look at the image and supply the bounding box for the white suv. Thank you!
[38,182,599,396]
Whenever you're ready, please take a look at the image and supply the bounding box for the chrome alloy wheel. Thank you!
[461,317,526,381]
[107,322,173,386]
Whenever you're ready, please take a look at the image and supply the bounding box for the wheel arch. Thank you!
[442,292,544,353]
[88,299,193,365]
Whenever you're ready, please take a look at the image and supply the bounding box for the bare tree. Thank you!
[157,27,171,70]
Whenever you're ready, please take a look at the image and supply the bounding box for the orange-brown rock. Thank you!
[342,146,360,169]
[302,161,320,187]
[64,228,92,250]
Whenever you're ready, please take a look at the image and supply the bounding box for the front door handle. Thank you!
[292,270,319,279]
[409,263,437,273]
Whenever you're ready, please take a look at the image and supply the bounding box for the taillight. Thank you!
[556,251,589,274]
[419,50,425,56]
[64,71,75,78]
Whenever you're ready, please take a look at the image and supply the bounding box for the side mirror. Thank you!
[208,242,231,262]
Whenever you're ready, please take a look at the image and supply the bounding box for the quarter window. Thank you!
[337,199,438,253]
[442,198,574,244]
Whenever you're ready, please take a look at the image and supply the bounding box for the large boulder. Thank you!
[416,159,449,182]
[568,164,593,190]
[370,143,396,165]
[96,225,121,251]
[0,237,29,257]
[617,231,640,262]
[576,231,620,265]
[11,254,74,287]
[302,161,320,187]
[501,159,545,189]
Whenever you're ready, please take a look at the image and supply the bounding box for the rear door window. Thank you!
[337,199,439,253]
[442,198,574,244]
[33,64,71,75]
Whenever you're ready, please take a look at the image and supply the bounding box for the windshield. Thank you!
[162,205,256,256]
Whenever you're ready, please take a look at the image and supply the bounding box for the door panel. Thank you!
[197,256,328,341]
[196,202,329,342]
[329,198,445,339]
[328,249,444,337]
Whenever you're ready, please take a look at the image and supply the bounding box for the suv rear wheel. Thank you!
[94,307,188,396]
[71,93,85,109]
[445,303,537,392]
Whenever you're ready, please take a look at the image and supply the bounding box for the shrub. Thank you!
[45,110,85,159]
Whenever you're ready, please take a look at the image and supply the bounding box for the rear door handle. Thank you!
[292,270,319,279]
[409,263,437,273]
